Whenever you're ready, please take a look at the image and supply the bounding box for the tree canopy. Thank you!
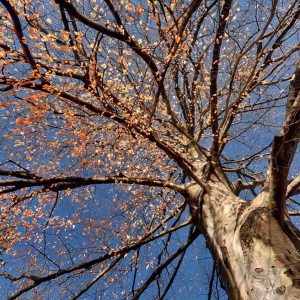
[0,0,300,299]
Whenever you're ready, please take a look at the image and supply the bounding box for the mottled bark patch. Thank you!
[292,279,300,289]
[239,208,263,252]
[275,285,286,294]
[235,200,251,231]
[221,246,229,258]
[284,218,300,250]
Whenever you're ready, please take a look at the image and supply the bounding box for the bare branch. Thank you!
[288,211,300,216]
[70,255,125,300]
[287,175,300,198]
[131,227,201,300]
[157,248,186,300]
[232,178,266,196]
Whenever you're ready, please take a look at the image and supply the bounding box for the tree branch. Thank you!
[0,169,43,180]
[131,227,201,300]
[268,52,300,224]
[157,247,186,300]
[0,174,186,193]
[209,0,233,161]
[286,175,300,198]
[288,211,300,216]
[0,0,37,70]
[70,254,125,300]
[231,178,266,196]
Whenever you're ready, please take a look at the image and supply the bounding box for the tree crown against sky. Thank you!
[0,0,300,299]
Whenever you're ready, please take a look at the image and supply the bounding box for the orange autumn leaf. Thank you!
[16,118,26,126]
[126,14,134,22]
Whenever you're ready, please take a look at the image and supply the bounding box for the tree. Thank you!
[0,0,300,298]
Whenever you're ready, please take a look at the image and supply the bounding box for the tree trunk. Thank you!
[186,161,300,299]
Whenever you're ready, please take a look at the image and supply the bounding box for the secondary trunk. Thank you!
[186,162,300,299]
